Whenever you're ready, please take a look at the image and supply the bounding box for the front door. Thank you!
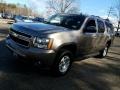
[78,18,97,55]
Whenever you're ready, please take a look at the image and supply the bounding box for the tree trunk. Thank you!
[117,22,120,33]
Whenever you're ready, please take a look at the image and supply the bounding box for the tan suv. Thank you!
[6,14,114,76]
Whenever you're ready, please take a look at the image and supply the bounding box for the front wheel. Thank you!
[51,50,73,76]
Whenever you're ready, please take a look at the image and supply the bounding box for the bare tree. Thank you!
[112,0,120,32]
[0,0,6,13]
[107,7,114,19]
[47,0,80,14]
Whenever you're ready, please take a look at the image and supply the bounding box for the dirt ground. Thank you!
[0,24,119,90]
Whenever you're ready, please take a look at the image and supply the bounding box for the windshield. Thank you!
[46,14,86,30]
[22,17,28,20]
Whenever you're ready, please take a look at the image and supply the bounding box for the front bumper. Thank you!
[6,38,56,66]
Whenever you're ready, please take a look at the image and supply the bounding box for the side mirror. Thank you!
[84,26,97,33]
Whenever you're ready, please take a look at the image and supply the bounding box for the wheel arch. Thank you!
[55,43,77,57]
[106,40,112,48]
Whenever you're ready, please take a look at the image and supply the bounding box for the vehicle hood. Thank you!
[23,19,33,23]
[11,23,68,37]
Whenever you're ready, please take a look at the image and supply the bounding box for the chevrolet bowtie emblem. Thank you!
[13,32,18,37]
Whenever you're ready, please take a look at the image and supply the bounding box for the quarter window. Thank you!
[105,22,114,34]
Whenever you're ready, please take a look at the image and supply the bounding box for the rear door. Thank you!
[95,19,106,51]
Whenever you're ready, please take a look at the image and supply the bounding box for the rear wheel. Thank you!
[51,49,73,76]
[98,44,109,58]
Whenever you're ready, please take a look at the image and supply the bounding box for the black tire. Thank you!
[51,49,73,76]
[98,44,109,58]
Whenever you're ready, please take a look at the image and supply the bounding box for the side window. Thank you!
[97,20,105,33]
[63,17,81,29]
[84,19,97,33]
[86,19,96,27]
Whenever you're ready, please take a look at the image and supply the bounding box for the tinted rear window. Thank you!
[97,19,105,33]
[105,22,114,33]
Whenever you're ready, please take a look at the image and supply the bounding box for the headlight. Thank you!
[33,37,53,49]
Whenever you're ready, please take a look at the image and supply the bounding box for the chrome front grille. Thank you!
[9,30,31,47]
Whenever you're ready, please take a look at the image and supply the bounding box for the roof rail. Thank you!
[91,15,102,19]
[104,19,110,22]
